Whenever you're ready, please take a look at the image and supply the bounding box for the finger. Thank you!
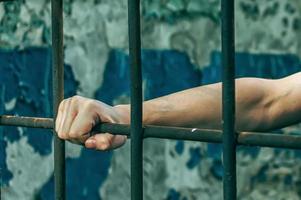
[58,100,68,132]
[62,99,78,139]
[68,109,98,142]
[85,133,126,151]
[55,100,65,132]
[58,99,70,139]
[56,100,66,138]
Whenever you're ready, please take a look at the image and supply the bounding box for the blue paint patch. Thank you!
[202,51,300,85]
[294,150,301,159]
[142,50,202,100]
[284,174,293,186]
[39,149,111,200]
[210,159,223,180]
[250,164,269,186]
[94,49,130,104]
[237,146,260,159]
[175,141,184,155]
[166,188,181,200]
[0,48,76,185]
[95,49,202,103]
[186,147,202,169]
[207,144,222,160]
[0,48,78,156]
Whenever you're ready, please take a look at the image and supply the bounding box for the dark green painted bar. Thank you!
[2,116,301,150]
[128,0,143,199]
[221,0,237,199]
[51,0,66,199]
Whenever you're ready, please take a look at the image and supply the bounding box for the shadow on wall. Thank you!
[0,48,300,199]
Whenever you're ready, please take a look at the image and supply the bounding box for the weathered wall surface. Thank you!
[0,0,301,200]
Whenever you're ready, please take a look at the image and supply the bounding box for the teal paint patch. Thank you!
[142,0,220,23]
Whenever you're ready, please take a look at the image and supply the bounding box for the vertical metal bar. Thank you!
[221,0,237,199]
[0,145,1,200]
[51,0,65,199]
[128,0,143,199]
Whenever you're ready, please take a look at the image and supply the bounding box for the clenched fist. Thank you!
[55,95,129,150]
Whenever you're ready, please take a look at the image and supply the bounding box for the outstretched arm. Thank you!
[56,72,301,150]
[138,73,301,131]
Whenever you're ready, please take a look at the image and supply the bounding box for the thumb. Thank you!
[85,133,127,151]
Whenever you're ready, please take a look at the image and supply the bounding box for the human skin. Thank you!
[56,72,301,150]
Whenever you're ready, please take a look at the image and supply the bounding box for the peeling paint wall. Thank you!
[1,0,301,200]
[2,0,300,69]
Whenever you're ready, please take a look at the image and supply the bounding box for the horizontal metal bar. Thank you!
[1,115,301,149]
[0,115,53,129]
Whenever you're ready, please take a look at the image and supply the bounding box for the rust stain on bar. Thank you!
[238,132,301,149]
[2,115,301,150]
[0,115,53,129]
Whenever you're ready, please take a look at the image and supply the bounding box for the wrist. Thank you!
[113,104,130,124]
[114,102,159,125]
[142,99,169,125]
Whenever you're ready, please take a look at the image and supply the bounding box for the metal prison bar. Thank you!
[51,0,65,199]
[0,0,65,200]
[222,0,236,199]
[128,0,143,199]
[3,115,301,150]
[0,0,300,200]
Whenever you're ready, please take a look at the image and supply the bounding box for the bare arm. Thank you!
[137,72,301,131]
[56,72,301,150]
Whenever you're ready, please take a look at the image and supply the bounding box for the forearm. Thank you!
[142,79,271,131]
[117,78,278,131]
[142,84,222,129]
[117,72,301,132]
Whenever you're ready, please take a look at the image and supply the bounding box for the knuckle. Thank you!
[73,95,81,99]
[71,95,83,104]
[59,99,68,110]
[64,97,72,106]
[68,131,78,139]
[83,100,96,111]
[70,96,79,104]
[57,131,66,139]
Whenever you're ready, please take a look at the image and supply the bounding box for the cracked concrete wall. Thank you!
[1,0,301,200]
